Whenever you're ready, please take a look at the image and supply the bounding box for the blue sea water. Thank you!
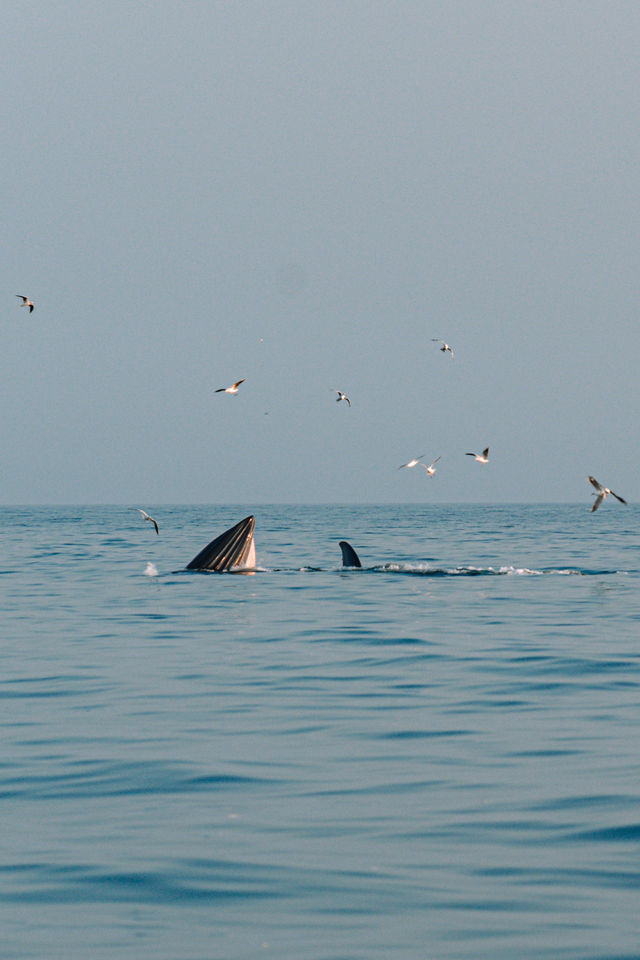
[1,503,639,960]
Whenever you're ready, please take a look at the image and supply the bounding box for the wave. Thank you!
[184,563,624,578]
[370,563,618,577]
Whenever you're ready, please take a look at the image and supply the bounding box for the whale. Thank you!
[339,540,362,568]
[180,520,611,579]
[186,517,359,572]
[186,515,256,572]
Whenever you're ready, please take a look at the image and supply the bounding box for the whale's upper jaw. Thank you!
[186,515,256,572]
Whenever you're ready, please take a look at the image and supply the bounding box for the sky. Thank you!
[3,0,640,504]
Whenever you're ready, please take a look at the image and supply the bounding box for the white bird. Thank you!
[335,390,351,407]
[136,509,159,535]
[215,379,246,395]
[588,476,627,512]
[420,456,441,477]
[432,338,454,358]
[16,294,34,313]
[466,447,489,464]
[398,454,426,470]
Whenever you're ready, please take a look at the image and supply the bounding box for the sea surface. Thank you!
[1,503,639,960]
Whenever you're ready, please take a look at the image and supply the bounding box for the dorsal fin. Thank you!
[339,540,362,568]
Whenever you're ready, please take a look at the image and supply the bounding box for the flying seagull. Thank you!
[136,509,159,535]
[398,454,426,470]
[215,379,246,395]
[432,339,454,358]
[335,390,351,407]
[588,476,627,512]
[466,447,489,464]
[16,295,34,313]
[420,456,441,477]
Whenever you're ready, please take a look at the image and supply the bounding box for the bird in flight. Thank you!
[136,509,159,535]
[398,454,425,470]
[335,390,351,407]
[587,476,627,512]
[432,339,454,358]
[16,295,34,313]
[215,379,246,395]
[420,456,441,477]
[466,447,489,464]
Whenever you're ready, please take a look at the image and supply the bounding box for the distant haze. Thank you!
[4,1,638,504]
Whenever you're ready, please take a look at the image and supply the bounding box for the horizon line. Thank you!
[0,500,617,508]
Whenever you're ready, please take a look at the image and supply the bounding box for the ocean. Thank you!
[1,504,638,960]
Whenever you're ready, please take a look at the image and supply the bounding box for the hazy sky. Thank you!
[4,1,639,504]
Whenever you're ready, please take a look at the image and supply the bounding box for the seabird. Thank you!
[398,454,426,470]
[335,390,351,407]
[588,476,627,512]
[136,509,159,535]
[432,339,454,358]
[466,447,489,464]
[215,379,246,395]
[420,456,441,477]
[16,295,34,313]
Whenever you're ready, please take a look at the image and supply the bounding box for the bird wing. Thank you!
[588,476,604,493]
[137,509,149,519]
[482,448,489,458]
[400,454,424,469]
[465,453,476,457]
[611,491,627,504]
[152,518,159,535]
[591,494,604,512]
[429,457,441,468]
[16,295,26,302]
[346,397,351,406]
[215,388,226,393]
[232,379,246,389]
